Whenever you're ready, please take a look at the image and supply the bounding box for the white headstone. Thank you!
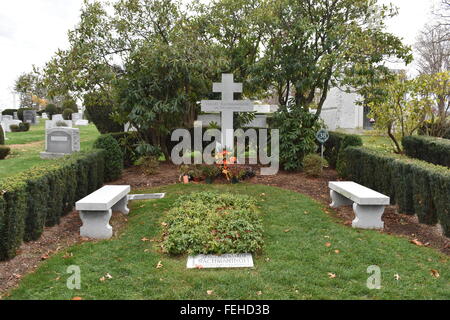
[42,113,49,119]
[40,127,80,159]
[52,114,63,121]
[75,119,89,126]
[1,119,22,132]
[72,113,82,123]
[186,253,254,269]
[201,74,255,150]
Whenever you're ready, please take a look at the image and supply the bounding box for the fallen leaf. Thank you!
[99,276,106,282]
[325,242,332,248]
[105,273,113,279]
[141,237,150,242]
[334,250,340,254]
[12,274,21,279]
[265,258,270,262]
[207,290,214,295]
[161,222,168,227]
[195,265,204,269]
[41,252,50,260]
[430,269,440,278]
[71,297,83,300]
[156,261,163,269]
[256,291,262,296]
[284,229,291,233]
[394,274,400,281]
[327,272,336,279]
[411,239,423,247]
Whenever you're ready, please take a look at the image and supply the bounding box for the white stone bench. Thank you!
[329,181,390,230]
[75,185,166,239]
[76,185,131,239]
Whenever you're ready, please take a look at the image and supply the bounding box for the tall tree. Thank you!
[253,0,412,117]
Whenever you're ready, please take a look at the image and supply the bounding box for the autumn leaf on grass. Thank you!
[334,250,340,254]
[325,242,332,248]
[156,261,163,269]
[256,291,263,296]
[327,272,336,279]
[41,252,51,260]
[430,269,440,278]
[71,297,83,300]
[105,273,113,279]
[207,290,214,295]
[284,229,291,233]
[410,239,423,246]
[141,237,150,242]
[394,274,400,281]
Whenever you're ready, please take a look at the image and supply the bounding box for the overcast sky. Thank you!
[0,0,442,110]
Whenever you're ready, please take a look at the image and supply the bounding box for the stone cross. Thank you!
[201,74,254,150]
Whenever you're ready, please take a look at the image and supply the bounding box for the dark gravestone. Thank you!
[23,110,37,124]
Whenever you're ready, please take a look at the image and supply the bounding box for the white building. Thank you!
[319,87,372,131]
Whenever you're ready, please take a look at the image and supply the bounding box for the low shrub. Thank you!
[110,132,140,167]
[9,125,20,132]
[62,108,73,120]
[402,135,450,168]
[323,132,363,169]
[0,124,4,145]
[342,146,450,236]
[0,146,10,159]
[19,122,30,132]
[303,154,328,177]
[161,192,264,255]
[1,109,17,117]
[336,134,363,177]
[93,134,123,182]
[0,149,106,260]
[135,156,159,175]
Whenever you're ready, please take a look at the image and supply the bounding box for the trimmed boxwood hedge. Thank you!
[93,134,123,182]
[402,135,450,168]
[341,146,450,236]
[323,131,363,168]
[0,150,105,260]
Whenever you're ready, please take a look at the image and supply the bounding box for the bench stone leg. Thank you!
[352,204,385,230]
[330,190,353,208]
[112,195,129,215]
[80,210,113,239]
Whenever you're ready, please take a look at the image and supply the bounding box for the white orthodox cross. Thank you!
[201,74,254,150]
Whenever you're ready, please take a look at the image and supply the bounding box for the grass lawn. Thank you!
[0,122,100,180]
[5,183,449,300]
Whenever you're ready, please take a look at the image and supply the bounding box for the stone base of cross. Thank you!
[200,74,254,151]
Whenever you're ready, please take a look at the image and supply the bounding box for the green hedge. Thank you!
[402,135,450,168]
[0,150,105,260]
[323,132,363,168]
[93,134,123,182]
[342,147,450,236]
[0,146,10,159]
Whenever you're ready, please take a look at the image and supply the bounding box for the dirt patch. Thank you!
[1,163,448,297]
[8,141,44,150]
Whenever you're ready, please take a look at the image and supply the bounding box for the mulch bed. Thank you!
[1,162,448,296]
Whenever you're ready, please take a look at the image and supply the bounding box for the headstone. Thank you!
[72,113,82,123]
[75,119,89,126]
[186,253,254,269]
[13,112,18,120]
[23,110,38,125]
[42,113,49,119]
[1,119,22,132]
[45,120,73,129]
[40,127,80,159]
[52,114,63,121]
[201,74,255,150]
[2,115,13,121]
